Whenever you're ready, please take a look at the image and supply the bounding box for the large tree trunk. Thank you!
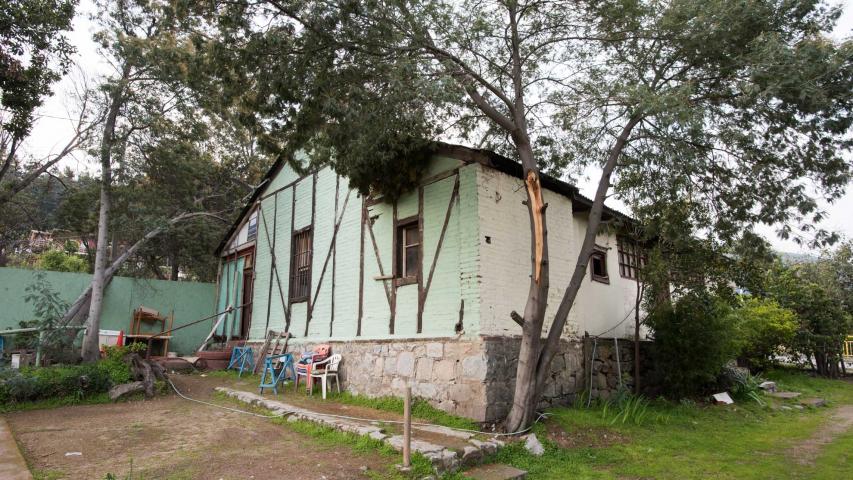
[633,276,643,395]
[80,66,129,363]
[502,5,551,433]
[505,115,642,431]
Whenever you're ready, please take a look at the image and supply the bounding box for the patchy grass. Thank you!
[208,368,479,430]
[211,390,452,479]
[32,470,66,480]
[323,391,480,431]
[0,392,113,413]
[477,370,852,479]
[764,367,853,404]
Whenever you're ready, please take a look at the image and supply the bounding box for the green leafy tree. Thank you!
[0,0,76,151]
[20,272,75,362]
[733,297,798,371]
[184,0,853,429]
[36,248,88,273]
[766,264,850,377]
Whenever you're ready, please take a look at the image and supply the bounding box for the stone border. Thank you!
[216,387,504,473]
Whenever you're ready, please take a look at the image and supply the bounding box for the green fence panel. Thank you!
[0,267,216,355]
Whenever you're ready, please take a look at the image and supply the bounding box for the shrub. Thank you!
[0,345,139,405]
[733,297,797,370]
[645,290,741,398]
[36,249,88,273]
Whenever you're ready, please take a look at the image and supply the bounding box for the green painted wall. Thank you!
[0,267,216,355]
[216,257,244,337]
[236,155,482,342]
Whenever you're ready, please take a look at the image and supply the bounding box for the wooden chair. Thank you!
[308,354,342,399]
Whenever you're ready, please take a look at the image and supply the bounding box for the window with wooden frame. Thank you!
[246,215,258,241]
[395,217,420,286]
[289,228,312,301]
[589,246,609,284]
[617,237,645,280]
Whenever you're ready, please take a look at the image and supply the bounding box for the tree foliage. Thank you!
[0,0,76,139]
[36,248,88,272]
[732,297,798,370]
[765,263,850,377]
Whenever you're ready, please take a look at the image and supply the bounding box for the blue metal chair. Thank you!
[227,345,255,377]
[258,352,296,394]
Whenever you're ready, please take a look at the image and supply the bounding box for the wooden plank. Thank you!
[305,189,351,336]
[330,175,339,337]
[357,196,365,336]
[305,172,317,334]
[421,174,460,310]
[365,204,393,309]
[417,186,424,333]
[258,196,291,332]
[390,202,398,335]
[262,196,277,336]
[420,168,458,187]
[287,183,296,330]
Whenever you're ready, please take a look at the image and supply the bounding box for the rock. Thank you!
[461,445,482,464]
[800,398,827,408]
[109,381,146,401]
[462,355,488,381]
[768,391,801,399]
[396,352,415,377]
[712,392,734,405]
[464,464,528,480]
[426,342,444,358]
[758,381,777,393]
[523,433,545,456]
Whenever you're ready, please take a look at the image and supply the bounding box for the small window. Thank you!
[617,237,645,280]
[290,228,312,301]
[590,248,609,284]
[396,218,420,285]
[246,215,258,241]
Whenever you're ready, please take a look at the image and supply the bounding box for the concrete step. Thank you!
[464,463,527,480]
[0,418,32,480]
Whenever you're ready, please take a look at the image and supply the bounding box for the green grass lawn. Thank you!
[481,368,853,480]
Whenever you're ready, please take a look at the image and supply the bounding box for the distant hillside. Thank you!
[777,251,819,265]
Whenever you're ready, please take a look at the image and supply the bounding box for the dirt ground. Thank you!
[6,375,393,479]
[787,404,853,465]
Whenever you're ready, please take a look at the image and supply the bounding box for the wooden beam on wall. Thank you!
[357,196,365,336]
[306,189,351,336]
[417,186,425,333]
[421,174,460,312]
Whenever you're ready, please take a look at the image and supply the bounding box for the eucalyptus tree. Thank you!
[79,0,248,361]
[187,0,853,429]
[1,0,76,171]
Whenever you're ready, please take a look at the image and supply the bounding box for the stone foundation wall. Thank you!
[251,337,492,421]
[248,335,649,423]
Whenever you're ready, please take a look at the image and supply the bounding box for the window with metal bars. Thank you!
[290,228,312,301]
[617,237,645,280]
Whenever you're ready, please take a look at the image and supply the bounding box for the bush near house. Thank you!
[732,297,798,370]
[645,290,741,397]
[36,249,88,273]
[0,345,140,406]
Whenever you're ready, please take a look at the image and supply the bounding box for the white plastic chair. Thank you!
[309,353,342,399]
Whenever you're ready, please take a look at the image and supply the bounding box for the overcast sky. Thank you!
[20,0,853,255]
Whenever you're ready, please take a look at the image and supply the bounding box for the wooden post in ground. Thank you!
[403,386,411,469]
